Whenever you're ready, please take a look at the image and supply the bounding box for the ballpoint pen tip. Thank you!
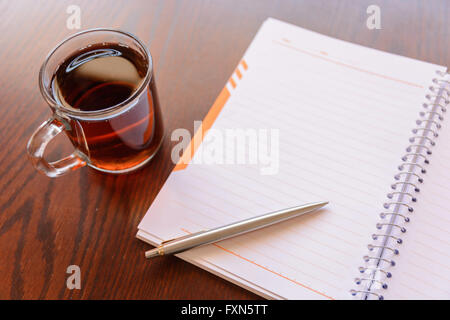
[311,201,329,209]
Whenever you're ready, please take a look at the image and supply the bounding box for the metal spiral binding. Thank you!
[351,70,449,300]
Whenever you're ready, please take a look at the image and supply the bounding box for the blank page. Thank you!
[138,18,445,299]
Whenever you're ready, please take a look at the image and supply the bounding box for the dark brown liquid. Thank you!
[52,43,163,172]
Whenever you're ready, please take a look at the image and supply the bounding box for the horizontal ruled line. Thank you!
[273,40,424,89]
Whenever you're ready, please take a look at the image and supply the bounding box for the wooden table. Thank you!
[0,0,448,299]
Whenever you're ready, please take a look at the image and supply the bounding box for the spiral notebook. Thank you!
[137,18,450,299]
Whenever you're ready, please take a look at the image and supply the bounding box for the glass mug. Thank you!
[27,29,164,177]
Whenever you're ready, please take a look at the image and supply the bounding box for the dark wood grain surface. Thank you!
[0,0,448,299]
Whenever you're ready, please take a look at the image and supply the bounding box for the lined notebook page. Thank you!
[385,77,450,299]
[138,18,444,299]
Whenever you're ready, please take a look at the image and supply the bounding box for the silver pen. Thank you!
[145,201,328,258]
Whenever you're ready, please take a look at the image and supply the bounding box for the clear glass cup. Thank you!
[27,29,164,177]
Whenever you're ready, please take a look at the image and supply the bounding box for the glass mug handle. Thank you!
[27,116,87,177]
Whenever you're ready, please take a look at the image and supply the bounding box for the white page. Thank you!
[138,18,446,299]
[384,77,450,299]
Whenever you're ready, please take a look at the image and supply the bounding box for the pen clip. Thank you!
[160,230,205,245]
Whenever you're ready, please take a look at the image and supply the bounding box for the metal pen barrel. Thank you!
[145,201,327,258]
